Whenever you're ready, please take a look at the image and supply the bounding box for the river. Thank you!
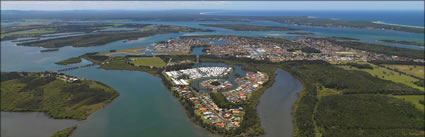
[257,69,303,137]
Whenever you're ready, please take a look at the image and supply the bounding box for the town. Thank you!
[150,39,212,55]
[150,36,424,63]
[163,66,268,129]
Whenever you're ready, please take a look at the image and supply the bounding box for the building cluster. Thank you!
[38,72,81,83]
[151,39,212,55]
[150,35,424,63]
[222,71,268,103]
[165,67,232,85]
[199,79,233,91]
[172,86,243,128]
[56,73,81,83]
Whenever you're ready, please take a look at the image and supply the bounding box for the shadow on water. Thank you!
[257,69,303,137]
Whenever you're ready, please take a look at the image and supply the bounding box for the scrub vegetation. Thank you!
[50,126,77,137]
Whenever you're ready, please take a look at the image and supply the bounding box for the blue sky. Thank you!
[1,1,424,11]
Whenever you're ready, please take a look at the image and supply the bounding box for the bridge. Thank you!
[56,64,96,72]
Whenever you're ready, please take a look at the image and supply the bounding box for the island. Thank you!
[1,72,119,120]
[286,32,315,35]
[200,24,298,31]
[2,23,213,48]
[40,48,59,52]
[55,57,82,65]
[378,39,425,47]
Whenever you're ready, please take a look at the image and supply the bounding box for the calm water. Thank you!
[65,67,212,137]
[1,112,78,137]
[1,14,423,136]
[191,47,205,56]
[257,69,303,137]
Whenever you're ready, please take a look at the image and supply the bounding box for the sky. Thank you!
[1,1,424,11]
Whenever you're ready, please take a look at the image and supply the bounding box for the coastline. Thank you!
[372,21,425,29]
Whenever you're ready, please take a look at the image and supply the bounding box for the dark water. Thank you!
[1,112,78,137]
[257,69,303,137]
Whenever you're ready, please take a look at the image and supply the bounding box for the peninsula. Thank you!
[1,72,119,120]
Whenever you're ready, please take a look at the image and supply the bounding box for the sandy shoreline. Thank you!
[372,21,425,29]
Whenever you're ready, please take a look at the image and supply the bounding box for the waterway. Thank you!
[257,69,303,137]
[1,112,78,137]
[190,63,246,92]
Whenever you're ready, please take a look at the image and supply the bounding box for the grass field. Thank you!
[97,46,146,56]
[339,63,424,91]
[129,57,166,68]
[392,95,425,112]
[383,65,424,79]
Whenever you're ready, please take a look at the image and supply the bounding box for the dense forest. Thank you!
[316,94,424,137]
[280,60,424,137]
